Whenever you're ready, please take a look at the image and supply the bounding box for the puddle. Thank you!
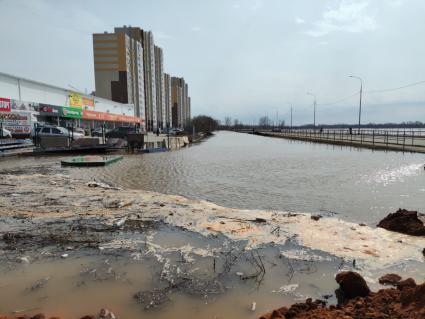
[1,221,423,318]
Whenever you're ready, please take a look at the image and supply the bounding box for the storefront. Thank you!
[1,95,144,137]
[0,98,38,136]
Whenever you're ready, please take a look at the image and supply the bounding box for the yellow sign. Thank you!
[69,92,83,108]
[82,97,94,108]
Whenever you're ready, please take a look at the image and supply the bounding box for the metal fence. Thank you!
[258,128,425,151]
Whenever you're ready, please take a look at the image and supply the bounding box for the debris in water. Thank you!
[134,288,171,310]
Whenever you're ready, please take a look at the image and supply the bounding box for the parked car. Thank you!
[105,126,137,139]
[0,128,12,138]
[91,127,111,137]
[168,128,184,135]
[31,125,84,139]
[74,127,86,136]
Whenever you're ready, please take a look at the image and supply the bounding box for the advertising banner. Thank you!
[82,97,95,108]
[68,92,83,108]
[82,110,143,124]
[0,111,32,134]
[61,107,82,119]
[36,104,61,116]
[0,97,11,112]
[10,99,38,112]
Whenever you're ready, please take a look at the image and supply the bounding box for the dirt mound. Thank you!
[259,272,425,319]
[377,209,425,236]
[335,271,370,303]
[378,273,402,286]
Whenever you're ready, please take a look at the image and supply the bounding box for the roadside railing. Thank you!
[256,128,425,151]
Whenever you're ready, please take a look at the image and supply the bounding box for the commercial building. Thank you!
[171,77,191,128]
[0,71,142,136]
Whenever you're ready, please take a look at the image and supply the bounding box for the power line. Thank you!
[317,92,359,106]
[315,79,425,107]
[366,80,425,94]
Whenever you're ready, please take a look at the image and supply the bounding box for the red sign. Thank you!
[82,110,143,124]
[0,98,11,112]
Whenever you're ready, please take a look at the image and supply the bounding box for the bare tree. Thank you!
[224,117,232,128]
[258,116,271,128]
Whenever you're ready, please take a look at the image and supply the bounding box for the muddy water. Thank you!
[0,224,342,319]
[0,131,424,318]
[0,253,336,319]
[1,132,423,224]
[72,131,424,223]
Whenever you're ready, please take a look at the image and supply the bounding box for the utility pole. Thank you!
[349,75,363,133]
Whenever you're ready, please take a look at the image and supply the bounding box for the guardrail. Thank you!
[248,128,425,153]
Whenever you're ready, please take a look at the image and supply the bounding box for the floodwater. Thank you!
[0,225,345,318]
[78,131,425,223]
[0,131,424,318]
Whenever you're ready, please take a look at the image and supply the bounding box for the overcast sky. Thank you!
[0,0,424,124]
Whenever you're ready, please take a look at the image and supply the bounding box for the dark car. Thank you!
[105,126,137,139]
[91,127,111,137]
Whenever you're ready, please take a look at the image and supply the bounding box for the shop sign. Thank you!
[0,111,32,134]
[0,98,11,112]
[68,92,83,108]
[61,107,82,119]
[82,97,94,108]
[10,99,38,112]
[37,104,61,115]
[82,110,143,124]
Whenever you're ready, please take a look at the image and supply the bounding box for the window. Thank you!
[41,128,50,134]
[51,128,62,134]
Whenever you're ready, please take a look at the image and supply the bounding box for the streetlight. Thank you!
[349,75,363,133]
[306,92,316,129]
[287,103,293,130]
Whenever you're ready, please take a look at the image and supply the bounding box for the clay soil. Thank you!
[260,279,425,319]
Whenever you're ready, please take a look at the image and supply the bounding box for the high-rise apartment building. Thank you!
[154,46,165,130]
[141,31,157,132]
[171,77,191,128]
[94,26,190,132]
[164,73,172,128]
[93,30,146,127]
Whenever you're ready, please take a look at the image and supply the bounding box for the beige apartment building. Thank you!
[93,26,190,131]
[92,30,145,127]
[171,77,191,128]
[164,73,172,128]
[154,46,165,130]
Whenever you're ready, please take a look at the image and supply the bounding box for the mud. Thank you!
[0,163,424,318]
[377,209,425,236]
[259,273,425,319]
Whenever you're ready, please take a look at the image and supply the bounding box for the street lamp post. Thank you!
[349,75,363,133]
[287,103,293,130]
[307,93,316,129]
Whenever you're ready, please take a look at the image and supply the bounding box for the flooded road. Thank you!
[75,131,425,223]
[2,131,423,224]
